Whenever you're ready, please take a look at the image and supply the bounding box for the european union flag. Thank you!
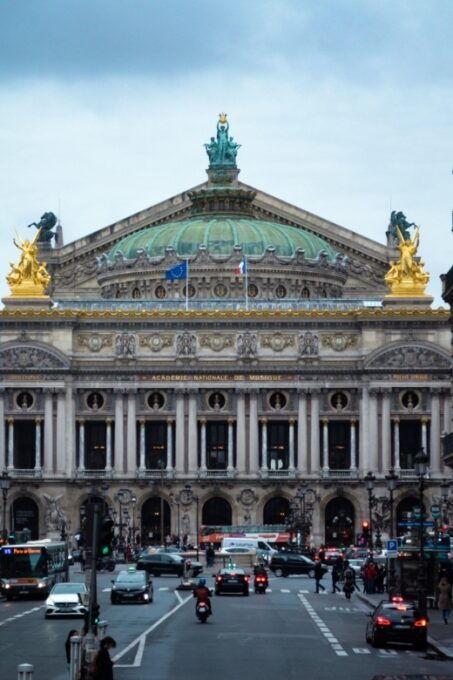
[165,261,188,280]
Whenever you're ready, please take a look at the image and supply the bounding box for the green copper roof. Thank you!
[107,217,338,261]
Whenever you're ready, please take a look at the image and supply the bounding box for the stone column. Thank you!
[260,418,268,473]
[430,392,441,474]
[166,418,174,472]
[7,418,14,470]
[236,393,246,475]
[187,391,198,474]
[105,419,113,472]
[310,391,320,475]
[288,418,295,472]
[443,391,452,435]
[359,386,370,473]
[126,392,137,475]
[0,392,5,471]
[322,418,329,471]
[199,418,207,472]
[43,391,53,475]
[78,420,85,471]
[381,390,391,474]
[138,419,146,471]
[175,391,185,474]
[56,391,66,475]
[368,390,378,473]
[249,391,259,476]
[227,418,235,473]
[34,418,42,472]
[393,417,400,472]
[65,384,75,477]
[421,417,429,456]
[114,392,125,474]
[350,419,357,471]
[297,392,308,476]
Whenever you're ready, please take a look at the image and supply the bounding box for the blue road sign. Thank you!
[387,539,398,551]
[398,521,434,527]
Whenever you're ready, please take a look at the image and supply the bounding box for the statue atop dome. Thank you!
[204,113,241,168]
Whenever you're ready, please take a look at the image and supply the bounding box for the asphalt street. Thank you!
[0,566,451,680]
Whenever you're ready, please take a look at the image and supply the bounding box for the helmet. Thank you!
[198,578,206,586]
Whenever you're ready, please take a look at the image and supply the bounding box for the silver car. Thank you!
[45,582,88,618]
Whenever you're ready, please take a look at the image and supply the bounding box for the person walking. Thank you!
[314,560,325,593]
[343,564,356,600]
[92,636,117,680]
[437,576,453,624]
[331,564,341,593]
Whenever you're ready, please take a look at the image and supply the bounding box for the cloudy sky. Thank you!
[0,0,452,302]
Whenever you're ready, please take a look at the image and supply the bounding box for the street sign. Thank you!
[431,504,441,518]
[387,539,398,558]
[398,520,434,527]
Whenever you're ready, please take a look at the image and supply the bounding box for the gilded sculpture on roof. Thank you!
[6,229,51,297]
[384,224,430,297]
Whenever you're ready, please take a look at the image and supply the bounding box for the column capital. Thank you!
[77,418,85,425]
[199,417,207,425]
[34,417,43,424]
[288,417,296,426]
[322,417,329,426]
[106,418,113,426]
[421,416,430,425]
[138,418,146,426]
[227,418,236,425]
[166,417,174,425]
[350,418,357,425]
[392,416,400,424]
[260,417,268,425]
[7,417,14,424]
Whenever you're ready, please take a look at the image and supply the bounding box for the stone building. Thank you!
[0,116,451,547]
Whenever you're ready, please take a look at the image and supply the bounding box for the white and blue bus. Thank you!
[0,541,68,600]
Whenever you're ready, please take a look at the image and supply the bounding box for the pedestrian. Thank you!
[331,564,341,593]
[343,564,356,600]
[375,564,386,594]
[92,636,117,680]
[437,576,453,624]
[65,629,79,671]
[364,561,377,594]
[314,560,325,593]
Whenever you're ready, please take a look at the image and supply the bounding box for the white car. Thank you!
[45,582,88,618]
[347,559,365,579]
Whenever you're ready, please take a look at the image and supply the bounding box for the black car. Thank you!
[366,600,428,649]
[269,553,318,577]
[137,552,203,577]
[215,568,250,596]
[111,569,153,604]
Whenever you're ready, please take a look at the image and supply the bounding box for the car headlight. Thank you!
[37,582,46,589]
[4,583,10,590]
[46,598,54,605]
[143,593,149,599]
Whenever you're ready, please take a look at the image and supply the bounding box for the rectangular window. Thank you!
[14,420,36,469]
[206,422,228,469]
[85,421,107,470]
[268,422,289,470]
[328,421,351,470]
[145,422,167,469]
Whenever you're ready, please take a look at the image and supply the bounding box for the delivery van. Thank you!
[221,537,278,561]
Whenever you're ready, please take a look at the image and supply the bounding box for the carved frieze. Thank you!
[115,333,136,359]
[139,334,173,352]
[176,332,197,357]
[298,332,319,357]
[199,333,234,352]
[78,333,113,353]
[237,332,257,358]
[261,333,295,352]
[0,345,68,370]
[322,334,358,352]
[367,345,450,369]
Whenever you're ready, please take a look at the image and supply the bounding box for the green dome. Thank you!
[107,217,337,261]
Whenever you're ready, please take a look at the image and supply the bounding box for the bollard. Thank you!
[82,631,98,680]
[97,620,108,639]
[69,635,82,680]
[17,663,34,680]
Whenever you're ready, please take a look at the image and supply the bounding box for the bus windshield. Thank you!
[0,547,47,578]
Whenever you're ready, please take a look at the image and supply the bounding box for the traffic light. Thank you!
[98,516,115,557]
[361,520,370,544]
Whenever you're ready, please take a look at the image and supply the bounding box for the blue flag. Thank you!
[165,261,188,280]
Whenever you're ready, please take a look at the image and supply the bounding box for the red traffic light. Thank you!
[361,520,369,529]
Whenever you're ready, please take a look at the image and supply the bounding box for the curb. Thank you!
[356,593,453,659]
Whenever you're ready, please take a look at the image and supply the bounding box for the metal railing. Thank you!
[322,469,359,479]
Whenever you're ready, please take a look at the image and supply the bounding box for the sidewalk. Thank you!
[357,591,453,659]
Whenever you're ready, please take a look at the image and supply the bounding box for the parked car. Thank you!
[45,582,88,618]
[214,568,250,596]
[269,553,319,577]
[111,569,153,604]
[137,552,203,577]
[366,599,427,649]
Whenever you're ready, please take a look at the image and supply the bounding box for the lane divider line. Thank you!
[298,594,348,657]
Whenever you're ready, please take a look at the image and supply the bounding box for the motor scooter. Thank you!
[254,574,268,594]
[196,600,210,623]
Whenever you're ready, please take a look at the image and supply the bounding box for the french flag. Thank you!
[235,257,247,276]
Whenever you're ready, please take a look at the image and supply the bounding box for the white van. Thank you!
[221,537,278,561]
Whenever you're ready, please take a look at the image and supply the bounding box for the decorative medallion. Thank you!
[261,333,295,352]
[199,334,234,352]
[322,334,358,352]
[78,333,113,353]
[139,334,173,352]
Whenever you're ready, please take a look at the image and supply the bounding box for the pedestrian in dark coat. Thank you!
[331,564,341,593]
[92,636,116,680]
[314,560,325,593]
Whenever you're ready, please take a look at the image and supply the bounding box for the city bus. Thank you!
[199,525,290,548]
[0,541,68,600]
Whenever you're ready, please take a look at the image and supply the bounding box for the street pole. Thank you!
[414,449,428,617]
[160,462,164,545]
[365,472,375,553]
[0,471,11,540]
[385,468,398,597]
[195,496,200,561]
[88,502,100,634]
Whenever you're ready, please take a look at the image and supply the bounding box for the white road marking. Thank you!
[102,588,111,592]
[0,605,44,627]
[280,589,290,593]
[352,648,371,654]
[298,594,348,657]
[299,589,309,594]
[378,649,398,656]
[158,587,169,591]
[114,594,192,668]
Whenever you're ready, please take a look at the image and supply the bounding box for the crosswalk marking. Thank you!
[102,587,111,592]
[298,593,348,657]
[352,648,371,654]
[158,587,169,591]
[378,649,398,656]
[280,589,290,593]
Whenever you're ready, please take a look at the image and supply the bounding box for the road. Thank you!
[0,566,450,680]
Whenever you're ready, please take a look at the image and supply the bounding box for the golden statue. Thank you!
[6,229,51,298]
[384,225,430,298]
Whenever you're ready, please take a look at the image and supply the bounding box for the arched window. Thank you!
[324,497,355,546]
[202,497,232,525]
[141,497,171,545]
[12,497,40,540]
[263,497,290,525]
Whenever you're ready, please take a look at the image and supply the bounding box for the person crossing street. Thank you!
[314,559,325,593]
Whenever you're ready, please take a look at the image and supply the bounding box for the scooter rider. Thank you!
[193,578,212,615]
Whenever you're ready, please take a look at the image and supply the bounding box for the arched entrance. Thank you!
[202,497,232,525]
[396,496,424,537]
[141,497,171,545]
[12,497,39,540]
[263,497,290,525]
[325,497,355,547]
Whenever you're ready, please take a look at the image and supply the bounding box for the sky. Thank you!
[0,0,452,303]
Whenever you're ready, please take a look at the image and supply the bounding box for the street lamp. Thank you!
[385,468,399,596]
[365,472,376,552]
[184,483,200,561]
[414,448,429,616]
[0,471,11,540]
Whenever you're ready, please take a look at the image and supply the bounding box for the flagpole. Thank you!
[185,258,189,312]
[245,255,249,311]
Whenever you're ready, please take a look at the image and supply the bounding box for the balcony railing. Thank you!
[399,469,431,479]
[321,469,358,479]
[137,468,173,479]
[75,469,113,479]
[10,469,43,479]
[267,470,294,478]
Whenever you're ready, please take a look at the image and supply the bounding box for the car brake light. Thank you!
[216,576,223,582]
[414,619,427,627]
[244,576,250,581]
[391,596,404,603]
[376,616,391,626]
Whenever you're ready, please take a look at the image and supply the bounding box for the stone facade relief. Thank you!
[298,332,319,357]
[0,345,68,369]
[199,333,234,352]
[260,333,295,352]
[176,332,197,357]
[43,494,67,534]
[78,333,113,352]
[367,345,450,369]
[321,334,358,352]
[115,333,136,359]
[139,334,173,352]
[237,332,257,358]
